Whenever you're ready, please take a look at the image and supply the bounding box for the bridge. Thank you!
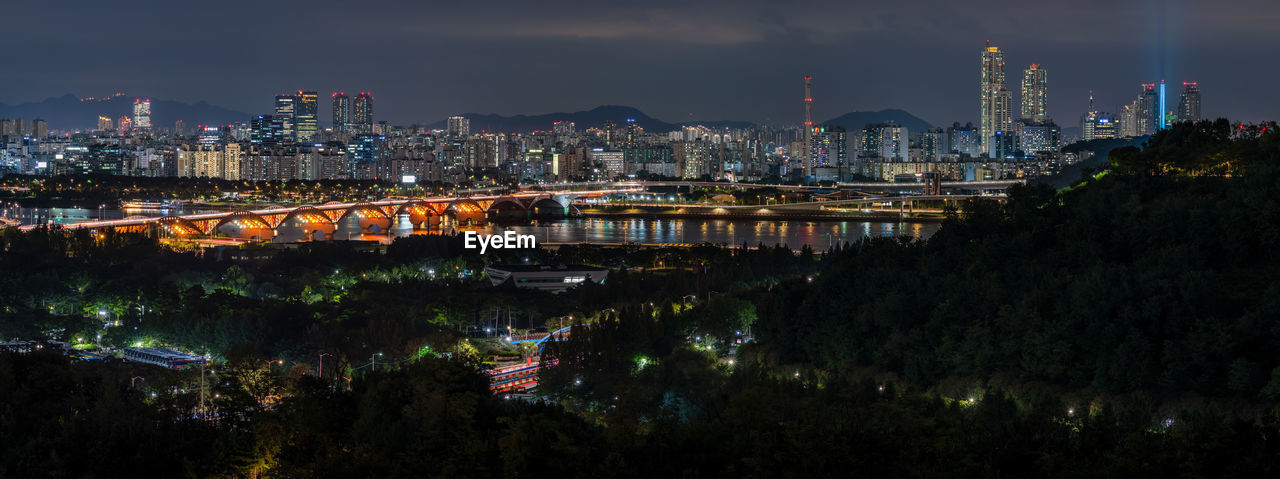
[24,189,639,241]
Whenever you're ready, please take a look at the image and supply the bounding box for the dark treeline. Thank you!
[752,119,1280,400]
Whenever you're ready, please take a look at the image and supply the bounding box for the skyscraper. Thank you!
[1178,82,1201,122]
[1020,64,1047,122]
[802,75,814,178]
[132,99,152,130]
[274,94,297,141]
[980,43,1011,154]
[295,91,318,142]
[332,92,350,133]
[447,116,470,137]
[1137,84,1159,136]
[352,92,374,134]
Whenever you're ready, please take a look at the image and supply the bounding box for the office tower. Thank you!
[198,126,221,146]
[31,119,48,138]
[352,92,374,134]
[250,115,284,146]
[332,92,350,133]
[802,75,814,177]
[132,99,152,129]
[1138,84,1159,135]
[447,116,470,137]
[118,116,132,131]
[97,116,113,131]
[1159,80,1167,130]
[1178,82,1201,122]
[295,91,318,142]
[946,122,981,157]
[980,43,1011,154]
[274,93,297,141]
[1020,64,1048,122]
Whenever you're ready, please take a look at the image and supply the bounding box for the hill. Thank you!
[820,108,934,133]
[0,94,251,131]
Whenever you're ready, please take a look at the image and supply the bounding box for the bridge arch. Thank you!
[529,196,570,217]
[393,200,440,230]
[211,211,275,241]
[155,216,204,237]
[446,198,487,226]
[277,206,338,241]
[336,202,393,234]
[487,196,529,221]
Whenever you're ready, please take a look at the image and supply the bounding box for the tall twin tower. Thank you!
[980,42,1048,155]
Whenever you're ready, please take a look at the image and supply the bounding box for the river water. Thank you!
[0,205,940,250]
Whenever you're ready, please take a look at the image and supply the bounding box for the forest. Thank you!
[4,119,1280,477]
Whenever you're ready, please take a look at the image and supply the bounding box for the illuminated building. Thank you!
[250,115,284,146]
[1020,64,1048,122]
[809,125,848,180]
[132,99,152,130]
[31,119,48,139]
[352,92,374,134]
[947,122,981,157]
[295,91,318,142]
[332,92,350,133]
[1015,119,1060,153]
[980,43,1011,154]
[447,116,470,137]
[97,116,113,131]
[274,94,297,141]
[1137,84,1158,135]
[1178,82,1201,122]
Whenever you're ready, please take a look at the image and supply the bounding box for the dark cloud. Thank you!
[2,0,1275,126]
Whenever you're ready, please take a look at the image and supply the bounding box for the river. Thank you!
[0,205,940,250]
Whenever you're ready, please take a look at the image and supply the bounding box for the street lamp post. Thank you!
[318,352,332,378]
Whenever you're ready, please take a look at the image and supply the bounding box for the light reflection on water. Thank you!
[2,206,940,250]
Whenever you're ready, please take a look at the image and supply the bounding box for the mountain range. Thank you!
[1,95,937,135]
[0,94,250,131]
[425,105,935,134]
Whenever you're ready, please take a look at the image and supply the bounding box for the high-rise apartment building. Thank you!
[295,91,318,142]
[947,123,982,157]
[447,116,470,137]
[1178,82,1201,122]
[132,99,152,130]
[352,92,374,134]
[332,92,350,133]
[1020,64,1048,122]
[980,44,1011,154]
[274,94,297,141]
[97,116,113,131]
[31,119,48,138]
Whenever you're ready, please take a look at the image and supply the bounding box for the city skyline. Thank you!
[0,0,1275,126]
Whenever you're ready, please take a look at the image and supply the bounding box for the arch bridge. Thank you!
[48,190,623,242]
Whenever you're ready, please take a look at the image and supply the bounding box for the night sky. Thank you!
[4,0,1275,126]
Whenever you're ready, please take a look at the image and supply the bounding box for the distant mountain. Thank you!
[820,109,934,133]
[0,94,251,131]
[428,105,683,133]
[429,105,936,135]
